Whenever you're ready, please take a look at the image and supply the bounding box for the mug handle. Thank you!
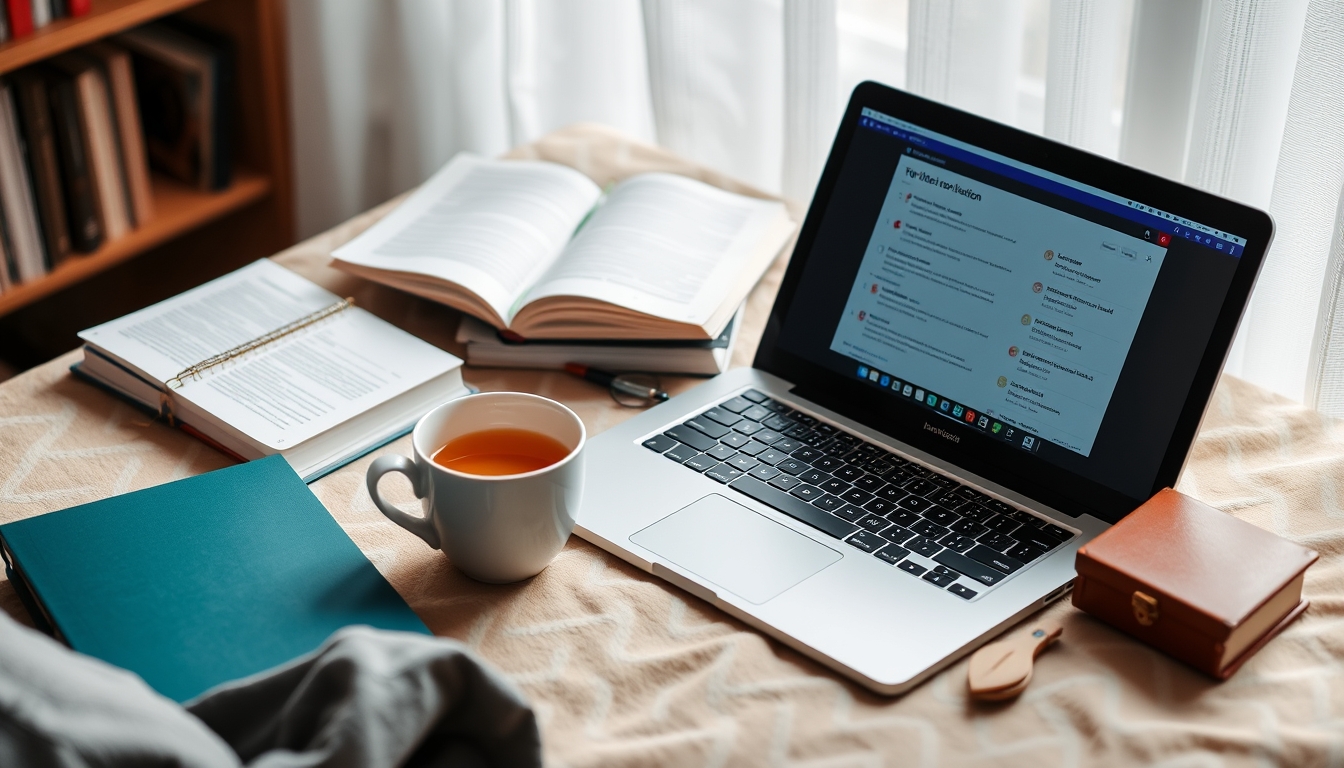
[366,454,441,549]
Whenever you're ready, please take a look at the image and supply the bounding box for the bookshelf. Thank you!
[0,0,292,330]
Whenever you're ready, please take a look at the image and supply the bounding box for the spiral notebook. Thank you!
[75,259,469,481]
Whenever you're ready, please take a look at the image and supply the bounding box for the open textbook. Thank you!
[331,154,795,340]
[75,260,468,480]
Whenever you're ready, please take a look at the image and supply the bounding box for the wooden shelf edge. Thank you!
[0,169,271,316]
[0,0,209,74]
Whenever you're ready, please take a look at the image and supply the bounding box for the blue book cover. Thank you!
[0,455,429,702]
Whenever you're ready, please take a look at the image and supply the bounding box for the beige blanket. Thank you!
[3,125,1342,766]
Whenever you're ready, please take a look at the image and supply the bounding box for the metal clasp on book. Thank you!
[1132,590,1159,626]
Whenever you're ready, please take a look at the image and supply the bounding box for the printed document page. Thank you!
[830,154,1167,456]
[520,173,792,326]
[331,154,603,324]
[80,260,460,450]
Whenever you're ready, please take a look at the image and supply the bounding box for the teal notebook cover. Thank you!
[0,455,429,702]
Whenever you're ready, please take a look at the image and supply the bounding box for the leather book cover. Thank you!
[4,0,31,38]
[1073,488,1317,679]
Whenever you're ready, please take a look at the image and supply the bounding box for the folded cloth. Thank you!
[0,611,541,768]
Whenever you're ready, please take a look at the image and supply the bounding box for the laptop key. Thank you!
[895,495,933,514]
[756,449,789,465]
[880,525,915,544]
[852,474,884,492]
[833,465,863,482]
[790,484,824,502]
[762,415,794,432]
[940,533,976,553]
[664,425,716,452]
[874,544,909,565]
[818,477,850,495]
[719,396,753,414]
[776,458,809,475]
[1043,524,1074,542]
[959,503,994,523]
[863,498,896,515]
[1017,530,1063,553]
[984,515,1021,535]
[748,465,781,482]
[1008,509,1046,529]
[643,434,678,453]
[740,405,773,422]
[856,513,890,533]
[732,420,764,436]
[910,519,948,538]
[771,437,802,453]
[706,444,737,462]
[932,549,1006,586]
[1007,543,1047,562]
[983,498,1015,516]
[978,531,1017,552]
[949,518,988,538]
[703,408,742,427]
[729,476,858,539]
[888,509,921,528]
[704,464,744,484]
[791,446,824,463]
[903,478,939,496]
[923,505,959,527]
[923,570,957,588]
[686,417,730,439]
[664,443,699,463]
[967,545,1026,574]
[735,440,766,457]
[841,488,874,506]
[683,454,716,472]
[728,455,760,472]
[874,485,907,503]
[947,583,978,600]
[907,536,942,558]
[834,503,867,523]
[753,430,785,445]
[812,456,845,472]
[798,468,827,485]
[719,432,751,449]
[897,560,928,577]
[845,530,885,553]
[769,474,801,490]
[812,495,845,513]
[741,389,769,403]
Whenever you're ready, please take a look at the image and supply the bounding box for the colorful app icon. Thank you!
[871,283,879,294]
[1020,314,1032,326]
[964,410,976,423]
[858,310,867,321]
[952,405,964,418]
[926,393,937,406]
[857,365,869,378]
[1032,281,1043,293]
[879,375,891,387]
[939,399,950,412]
[915,388,925,401]
[868,369,880,382]
[1023,436,1036,449]
[992,422,1003,434]
[1008,346,1019,357]
[1157,232,1171,246]
[978,416,989,428]
[893,220,902,229]
[903,384,914,396]
[997,376,1008,388]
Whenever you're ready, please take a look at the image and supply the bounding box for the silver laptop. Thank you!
[575,82,1273,694]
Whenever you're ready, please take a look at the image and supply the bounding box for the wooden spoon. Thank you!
[967,621,1062,701]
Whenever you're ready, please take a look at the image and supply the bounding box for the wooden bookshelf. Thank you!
[0,0,292,348]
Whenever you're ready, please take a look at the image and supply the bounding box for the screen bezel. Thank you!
[753,82,1273,523]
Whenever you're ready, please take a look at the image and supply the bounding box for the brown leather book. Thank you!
[1073,488,1317,679]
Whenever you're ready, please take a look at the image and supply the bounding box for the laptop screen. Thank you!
[765,90,1267,520]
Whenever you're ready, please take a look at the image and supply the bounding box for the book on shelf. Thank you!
[11,70,72,267]
[45,57,103,254]
[75,259,470,481]
[0,79,47,283]
[49,53,132,241]
[86,42,154,226]
[455,306,742,375]
[1,0,88,42]
[332,153,795,341]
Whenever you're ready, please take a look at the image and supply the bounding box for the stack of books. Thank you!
[0,20,232,292]
[332,154,795,374]
[0,0,91,42]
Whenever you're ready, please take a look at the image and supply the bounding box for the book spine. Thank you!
[0,5,9,42]
[5,0,31,37]
[49,0,64,19]
[0,81,48,282]
[105,50,154,225]
[14,75,72,268]
[77,68,131,240]
[29,0,49,28]
[65,0,85,16]
[48,73,103,253]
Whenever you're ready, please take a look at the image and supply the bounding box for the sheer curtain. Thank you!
[286,0,1344,414]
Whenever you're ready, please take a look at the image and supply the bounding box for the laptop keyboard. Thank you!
[641,388,1076,601]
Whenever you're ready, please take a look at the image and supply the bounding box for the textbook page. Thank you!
[517,173,793,328]
[80,259,461,450]
[331,153,603,325]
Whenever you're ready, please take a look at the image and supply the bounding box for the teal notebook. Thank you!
[0,455,429,702]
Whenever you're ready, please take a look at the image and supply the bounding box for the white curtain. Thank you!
[286,0,1344,414]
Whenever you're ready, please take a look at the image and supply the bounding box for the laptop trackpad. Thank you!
[630,494,842,605]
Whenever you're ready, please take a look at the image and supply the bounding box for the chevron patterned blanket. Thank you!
[3,126,1340,767]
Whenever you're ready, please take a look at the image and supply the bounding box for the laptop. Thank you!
[575,81,1273,694]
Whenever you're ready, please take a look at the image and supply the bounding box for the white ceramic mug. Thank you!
[366,392,585,583]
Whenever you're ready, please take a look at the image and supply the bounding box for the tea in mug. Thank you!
[431,428,571,476]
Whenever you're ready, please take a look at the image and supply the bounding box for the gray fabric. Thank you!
[0,611,541,768]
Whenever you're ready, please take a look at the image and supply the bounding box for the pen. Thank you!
[564,363,669,402]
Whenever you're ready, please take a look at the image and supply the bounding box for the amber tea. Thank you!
[431,428,571,476]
